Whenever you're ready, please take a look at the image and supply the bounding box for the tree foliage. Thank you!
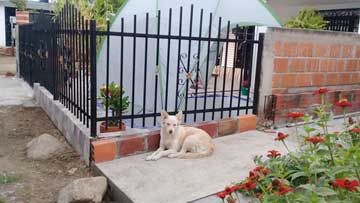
[285,8,328,30]
[10,0,27,11]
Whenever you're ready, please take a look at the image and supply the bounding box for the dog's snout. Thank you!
[169,130,173,134]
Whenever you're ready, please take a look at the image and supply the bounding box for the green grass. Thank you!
[0,197,5,203]
[0,174,19,185]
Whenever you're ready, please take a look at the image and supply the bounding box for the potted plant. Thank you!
[99,82,129,133]
[241,80,250,96]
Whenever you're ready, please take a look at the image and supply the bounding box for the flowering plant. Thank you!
[99,82,129,126]
[217,88,360,203]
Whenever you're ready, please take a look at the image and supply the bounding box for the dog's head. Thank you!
[160,110,183,135]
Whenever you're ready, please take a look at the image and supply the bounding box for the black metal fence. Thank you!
[18,2,263,137]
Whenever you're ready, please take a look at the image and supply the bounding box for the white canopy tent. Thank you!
[97,0,281,125]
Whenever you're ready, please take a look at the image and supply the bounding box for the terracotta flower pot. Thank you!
[99,121,126,133]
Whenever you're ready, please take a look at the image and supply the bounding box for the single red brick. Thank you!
[312,73,325,86]
[92,139,117,163]
[351,73,359,84]
[295,74,312,87]
[238,115,257,133]
[283,42,297,57]
[147,133,160,151]
[338,73,352,85]
[306,59,319,72]
[346,59,358,71]
[326,73,338,85]
[119,136,145,157]
[320,59,330,72]
[197,122,218,138]
[335,60,345,72]
[356,46,360,58]
[342,45,354,58]
[328,59,337,72]
[281,74,297,88]
[298,42,313,57]
[290,58,306,72]
[274,41,283,56]
[314,44,329,57]
[330,44,341,58]
[272,74,282,88]
[274,58,288,73]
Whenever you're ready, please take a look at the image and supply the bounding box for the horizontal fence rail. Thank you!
[18,2,264,137]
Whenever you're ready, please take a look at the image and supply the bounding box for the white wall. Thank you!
[0,6,5,47]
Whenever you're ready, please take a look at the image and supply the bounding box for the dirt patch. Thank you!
[0,106,91,203]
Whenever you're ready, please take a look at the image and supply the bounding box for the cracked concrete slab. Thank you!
[95,130,296,203]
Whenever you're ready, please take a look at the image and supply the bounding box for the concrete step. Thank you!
[95,130,296,203]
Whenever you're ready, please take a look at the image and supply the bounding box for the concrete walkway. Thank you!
[96,131,296,203]
[0,55,16,75]
[0,76,35,106]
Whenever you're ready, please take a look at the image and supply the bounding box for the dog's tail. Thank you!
[179,146,215,159]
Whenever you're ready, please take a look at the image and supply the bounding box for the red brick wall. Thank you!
[262,28,360,125]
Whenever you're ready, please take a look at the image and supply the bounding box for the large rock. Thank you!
[26,133,66,160]
[57,176,107,203]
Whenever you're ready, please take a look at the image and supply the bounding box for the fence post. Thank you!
[52,21,59,100]
[252,33,264,115]
[90,20,97,137]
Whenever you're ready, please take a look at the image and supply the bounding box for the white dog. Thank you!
[146,111,215,161]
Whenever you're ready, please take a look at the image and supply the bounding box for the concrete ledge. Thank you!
[33,83,92,165]
[91,115,258,163]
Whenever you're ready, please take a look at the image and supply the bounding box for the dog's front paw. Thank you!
[168,153,178,158]
[145,155,153,161]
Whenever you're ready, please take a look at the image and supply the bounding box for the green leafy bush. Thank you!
[285,8,328,30]
[10,0,26,11]
[99,82,129,126]
[217,87,360,203]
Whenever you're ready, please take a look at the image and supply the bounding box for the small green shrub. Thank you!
[10,0,26,11]
[285,8,328,30]
[0,174,19,185]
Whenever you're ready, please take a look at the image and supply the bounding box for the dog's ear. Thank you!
[176,111,183,121]
[160,111,169,120]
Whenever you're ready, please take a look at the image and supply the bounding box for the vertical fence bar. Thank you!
[153,10,161,126]
[85,20,90,128]
[119,18,124,129]
[220,21,230,119]
[212,17,222,120]
[64,3,69,109]
[202,12,212,121]
[75,9,80,118]
[53,19,58,100]
[194,9,203,122]
[175,7,183,113]
[237,28,248,115]
[245,27,253,114]
[142,13,149,127]
[184,4,194,123]
[164,8,172,111]
[105,20,110,130]
[90,20,97,137]
[82,16,86,124]
[252,33,264,115]
[131,15,137,128]
[229,25,240,117]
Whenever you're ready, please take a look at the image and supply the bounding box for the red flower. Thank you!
[287,112,304,119]
[240,181,257,191]
[216,191,227,199]
[225,187,232,194]
[249,171,260,180]
[275,132,289,141]
[314,87,329,95]
[230,185,239,193]
[274,185,293,195]
[254,193,263,199]
[332,178,359,192]
[267,150,281,158]
[350,128,360,133]
[254,165,264,172]
[262,169,271,175]
[306,137,325,144]
[336,98,352,108]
